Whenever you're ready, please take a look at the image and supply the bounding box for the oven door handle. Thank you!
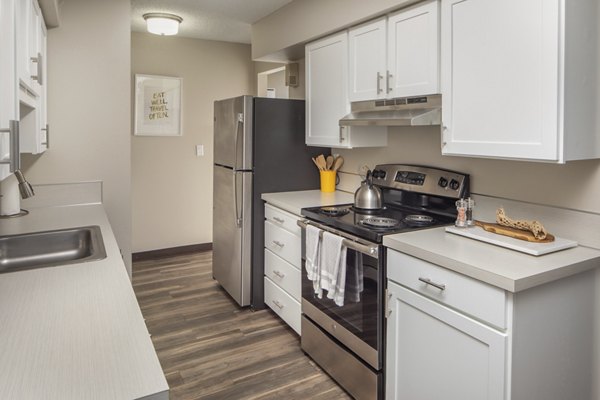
[297,219,379,258]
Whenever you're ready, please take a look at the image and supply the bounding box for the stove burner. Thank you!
[351,206,384,215]
[359,217,400,229]
[404,214,434,225]
[319,206,350,217]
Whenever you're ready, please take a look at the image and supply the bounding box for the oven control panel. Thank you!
[371,164,469,198]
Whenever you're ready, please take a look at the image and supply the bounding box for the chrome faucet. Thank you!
[14,170,34,199]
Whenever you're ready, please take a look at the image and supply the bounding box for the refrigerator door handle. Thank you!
[233,170,242,228]
[234,112,243,170]
[233,112,244,228]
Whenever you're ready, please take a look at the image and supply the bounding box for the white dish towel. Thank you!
[320,231,348,306]
[305,224,322,293]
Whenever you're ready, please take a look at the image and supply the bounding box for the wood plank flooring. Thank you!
[132,251,352,400]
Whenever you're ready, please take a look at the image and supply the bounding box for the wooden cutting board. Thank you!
[445,225,578,256]
[474,220,555,243]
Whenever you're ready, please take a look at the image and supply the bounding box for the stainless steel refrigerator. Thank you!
[212,96,328,308]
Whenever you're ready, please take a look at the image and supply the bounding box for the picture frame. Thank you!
[134,74,182,136]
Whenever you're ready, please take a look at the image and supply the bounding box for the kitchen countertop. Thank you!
[384,227,600,292]
[0,205,168,399]
[261,189,354,215]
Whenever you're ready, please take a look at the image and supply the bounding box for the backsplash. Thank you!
[335,126,600,215]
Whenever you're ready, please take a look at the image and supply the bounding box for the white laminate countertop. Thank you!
[0,205,168,400]
[384,227,600,292]
[261,190,354,215]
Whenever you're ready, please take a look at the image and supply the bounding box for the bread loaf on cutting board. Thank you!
[474,220,555,243]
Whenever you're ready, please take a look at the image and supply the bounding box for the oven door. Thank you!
[298,220,384,370]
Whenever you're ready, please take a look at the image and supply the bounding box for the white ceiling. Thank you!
[131,0,293,44]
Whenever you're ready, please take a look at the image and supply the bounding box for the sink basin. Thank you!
[0,225,107,274]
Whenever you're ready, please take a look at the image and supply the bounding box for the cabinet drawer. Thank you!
[264,276,301,334]
[265,249,301,301]
[387,250,506,329]
[265,204,300,236]
[265,220,301,268]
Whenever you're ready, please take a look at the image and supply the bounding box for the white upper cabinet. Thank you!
[306,32,387,148]
[348,17,387,102]
[387,0,440,98]
[441,0,600,163]
[15,0,47,155]
[17,0,43,96]
[0,0,17,181]
[347,1,440,103]
[306,32,349,147]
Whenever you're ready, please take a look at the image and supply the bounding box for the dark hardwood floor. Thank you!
[132,251,352,400]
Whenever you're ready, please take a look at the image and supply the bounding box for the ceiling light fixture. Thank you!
[143,13,183,36]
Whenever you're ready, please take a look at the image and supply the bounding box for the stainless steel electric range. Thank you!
[297,164,469,400]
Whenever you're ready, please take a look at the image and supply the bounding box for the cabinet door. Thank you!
[28,0,42,95]
[18,0,46,155]
[305,32,350,147]
[38,24,47,151]
[386,281,506,400]
[387,0,439,98]
[441,0,560,161]
[0,0,17,181]
[348,17,387,102]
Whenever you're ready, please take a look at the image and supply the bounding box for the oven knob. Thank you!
[438,177,448,188]
[372,169,386,179]
[449,179,460,190]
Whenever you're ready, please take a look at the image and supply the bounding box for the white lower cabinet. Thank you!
[265,249,301,300]
[264,276,301,334]
[386,280,506,400]
[263,203,302,334]
[386,249,597,400]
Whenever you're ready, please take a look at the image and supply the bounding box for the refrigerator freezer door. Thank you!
[212,165,253,306]
[213,96,253,170]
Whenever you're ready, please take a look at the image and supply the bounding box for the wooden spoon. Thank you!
[326,155,334,170]
[316,154,327,170]
[332,156,344,171]
[311,157,322,170]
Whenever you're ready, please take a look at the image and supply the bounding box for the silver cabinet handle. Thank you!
[418,277,446,291]
[376,72,383,94]
[339,126,345,143]
[273,270,285,279]
[385,289,392,318]
[272,300,284,309]
[272,240,285,248]
[0,120,20,172]
[386,70,393,93]
[273,217,285,223]
[41,124,49,147]
[30,52,43,85]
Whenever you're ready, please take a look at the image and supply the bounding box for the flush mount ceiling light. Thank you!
[143,13,183,36]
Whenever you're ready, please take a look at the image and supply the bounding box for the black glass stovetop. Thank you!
[301,203,456,243]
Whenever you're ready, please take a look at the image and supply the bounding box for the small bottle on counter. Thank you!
[455,199,467,228]
[466,197,475,226]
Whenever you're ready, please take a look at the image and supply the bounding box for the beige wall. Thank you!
[131,33,254,252]
[252,0,418,61]
[266,69,288,98]
[22,0,132,273]
[335,127,600,213]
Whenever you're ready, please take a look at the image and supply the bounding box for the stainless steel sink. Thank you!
[0,225,107,274]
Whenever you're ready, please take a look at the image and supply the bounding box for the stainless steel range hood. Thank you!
[339,94,441,127]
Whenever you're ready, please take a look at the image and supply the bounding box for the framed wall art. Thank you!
[134,74,182,136]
